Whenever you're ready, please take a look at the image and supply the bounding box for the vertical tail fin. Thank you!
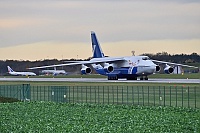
[7,66,14,72]
[91,31,105,58]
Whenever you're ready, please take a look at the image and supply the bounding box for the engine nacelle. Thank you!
[164,64,174,74]
[155,65,161,72]
[104,63,114,73]
[81,65,92,74]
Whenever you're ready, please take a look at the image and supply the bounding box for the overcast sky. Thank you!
[0,0,200,60]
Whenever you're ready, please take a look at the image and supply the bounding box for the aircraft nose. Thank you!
[145,65,156,74]
[150,65,157,73]
[152,65,157,72]
[140,66,156,75]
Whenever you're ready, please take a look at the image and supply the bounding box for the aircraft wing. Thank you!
[28,57,125,70]
[151,60,199,68]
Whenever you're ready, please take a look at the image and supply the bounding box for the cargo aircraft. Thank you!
[28,32,198,80]
[7,66,36,76]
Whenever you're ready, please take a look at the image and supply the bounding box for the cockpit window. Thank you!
[142,57,150,60]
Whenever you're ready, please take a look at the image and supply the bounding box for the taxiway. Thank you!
[0,78,199,84]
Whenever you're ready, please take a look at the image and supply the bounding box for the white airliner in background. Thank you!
[41,67,67,76]
[7,66,36,76]
[29,31,198,80]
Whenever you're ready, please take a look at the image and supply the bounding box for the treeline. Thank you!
[0,52,199,75]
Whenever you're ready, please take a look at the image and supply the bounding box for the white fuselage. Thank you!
[124,56,157,75]
[41,70,66,75]
[9,71,36,76]
[91,55,157,76]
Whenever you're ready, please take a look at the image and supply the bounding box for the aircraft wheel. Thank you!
[140,77,144,80]
[108,76,118,80]
[144,77,148,80]
[127,77,137,80]
[133,77,137,80]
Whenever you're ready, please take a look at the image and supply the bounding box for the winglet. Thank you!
[91,31,105,58]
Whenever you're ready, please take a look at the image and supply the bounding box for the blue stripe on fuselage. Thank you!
[94,67,138,76]
[128,67,137,74]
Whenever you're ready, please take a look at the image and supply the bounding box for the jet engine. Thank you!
[164,64,174,74]
[155,65,161,72]
[81,65,92,74]
[104,63,114,73]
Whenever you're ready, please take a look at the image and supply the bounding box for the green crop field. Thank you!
[0,78,199,132]
[0,102,199,132]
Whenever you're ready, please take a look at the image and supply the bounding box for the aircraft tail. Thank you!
[7,66,14,72]
[91,31,105,58]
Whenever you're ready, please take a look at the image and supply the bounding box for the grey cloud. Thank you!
[0,0,200,47]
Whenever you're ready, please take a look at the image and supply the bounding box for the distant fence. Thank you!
[0,84,199,108]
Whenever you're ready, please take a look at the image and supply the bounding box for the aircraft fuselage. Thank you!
[91,56,157,80]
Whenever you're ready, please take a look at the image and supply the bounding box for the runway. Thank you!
[0,78,199,83]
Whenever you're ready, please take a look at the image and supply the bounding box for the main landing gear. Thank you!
[107,75,148,80]
[140,76,148,80]
[126,77,137,80]
[108,76,118,80]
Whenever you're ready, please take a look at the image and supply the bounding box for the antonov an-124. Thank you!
[28,32,198,80]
